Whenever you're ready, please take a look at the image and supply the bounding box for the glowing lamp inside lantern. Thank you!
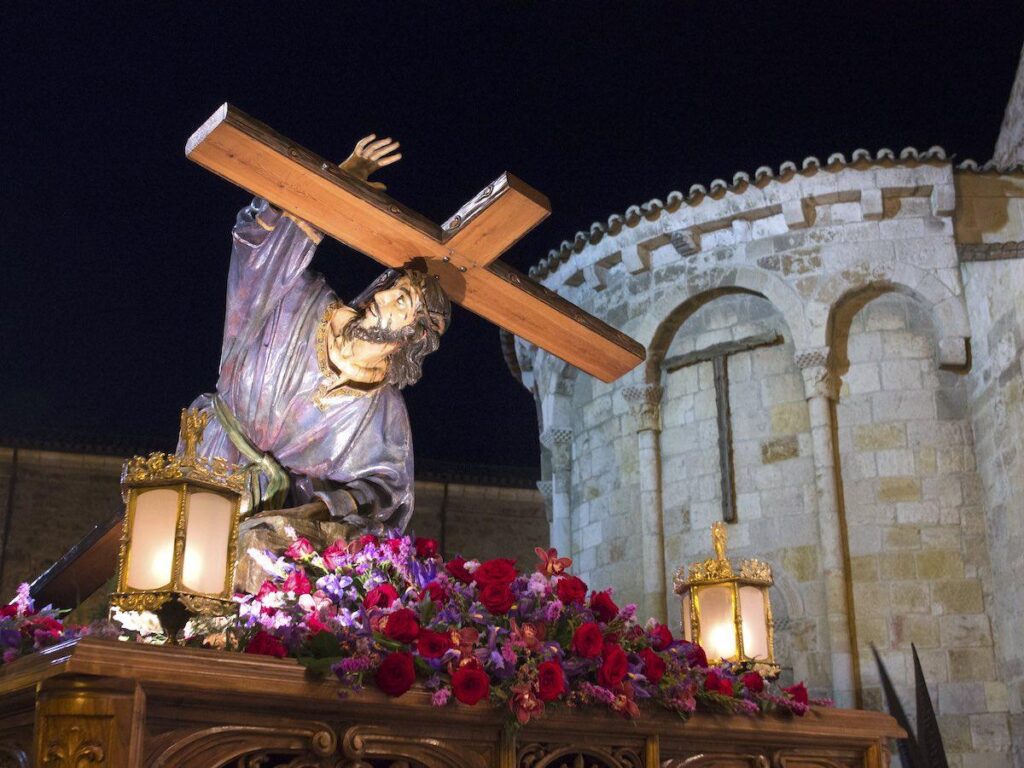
[112,409,244,632]
[675,522,779,675]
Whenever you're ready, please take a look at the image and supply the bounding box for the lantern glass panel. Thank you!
[681,591,692,641]
[125,488,179,590]
[698,585,737,661]
[181,491,233,594]
[739,585,768,659]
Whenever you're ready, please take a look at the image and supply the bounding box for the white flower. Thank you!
[111,608,163,637]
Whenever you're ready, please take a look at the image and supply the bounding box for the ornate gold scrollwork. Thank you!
[42,726,106,767]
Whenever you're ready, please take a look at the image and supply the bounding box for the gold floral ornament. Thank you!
[674,522,779,677]
[112,408,246,640]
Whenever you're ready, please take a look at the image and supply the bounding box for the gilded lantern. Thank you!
[674,522,778,676]
[111,409,245,622]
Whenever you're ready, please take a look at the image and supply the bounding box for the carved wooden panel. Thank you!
[518,741,645,768]
[661,755,770,768]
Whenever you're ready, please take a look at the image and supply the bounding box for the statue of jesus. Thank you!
[182,136,450,557]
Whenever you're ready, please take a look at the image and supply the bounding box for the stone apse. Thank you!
[507,147,1024,766]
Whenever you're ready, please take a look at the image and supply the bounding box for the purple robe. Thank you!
[184,199,414,533]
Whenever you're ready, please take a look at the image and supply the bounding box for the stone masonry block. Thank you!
[938,682,988,715]
[854,423,906,452]
[878,476,922,503]
[939,615,994,648]
[891,614,940,647]
[917,549,965,580]
[860,188,884,220]
[949,647,996,682]
[770,402,810,435]
[933,581,985,614]
[760,435,800,464]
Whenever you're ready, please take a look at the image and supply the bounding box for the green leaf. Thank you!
[298,654,342,678]
[304,631,342,659]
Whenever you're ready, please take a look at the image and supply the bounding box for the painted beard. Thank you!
[343,307,412,344]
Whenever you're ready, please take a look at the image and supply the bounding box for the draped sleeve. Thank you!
[220,198,323,368]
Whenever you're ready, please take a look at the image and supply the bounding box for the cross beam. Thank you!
[664,332,782,523]
[185,104,645,382]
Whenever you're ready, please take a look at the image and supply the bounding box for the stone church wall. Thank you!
[512,153,1019,766]
[963,255,1024,764]
[0,446,545,605]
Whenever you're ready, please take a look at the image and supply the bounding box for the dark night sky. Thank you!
[2,3,1022,469]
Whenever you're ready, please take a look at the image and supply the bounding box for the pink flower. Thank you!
[284,537,314,559]
[283,569,312,596]
[322,540,349,570]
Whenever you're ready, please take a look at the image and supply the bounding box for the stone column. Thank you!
[536,480,553,526]
[540,428,573,558]
[796,348,858,708]
[622,384,667,623]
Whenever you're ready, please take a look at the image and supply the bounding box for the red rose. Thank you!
[682,641,708,668]
[24,616,64,639]
[386,538,404,555]
[323,540,349,570]
[598,642,629,687]
[572,622,604,658]
[639,648,666,683]
[364,583,399,610]
[650,623,673,651]
[537,660,566,701]
[704,669,734,696]
[382,608,420,643]
[445,556,473,584]
[245,630,288,658]
[479,581,515,615]
[416,629,452,659]
[376,651,416,696]
[589,591,619,623]
[0,604,18,618]
[415,537,440,559]
[474,558,517,585]
[283,569,312,596]
[358,534,379,548]
[421,581,446,604]
[742,671,765,693]
[555,575,588,605]
[451,665,491,705]
[783,682,809,706]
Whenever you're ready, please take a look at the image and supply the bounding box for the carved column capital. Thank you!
[540,428,574,474]
[794,348,839,401]
[553,376,577,397]
[622,384,664,432]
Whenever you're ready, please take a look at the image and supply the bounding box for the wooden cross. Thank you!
[663,332,782,523]
[185,104,644,382]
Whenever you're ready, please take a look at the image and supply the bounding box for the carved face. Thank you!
[360,275,423,337]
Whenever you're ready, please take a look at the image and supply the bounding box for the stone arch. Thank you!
[825,274,970,370]
[630,266,810,382]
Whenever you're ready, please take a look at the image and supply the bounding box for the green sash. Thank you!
[212,395,289,513]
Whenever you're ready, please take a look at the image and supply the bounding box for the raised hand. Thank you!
[339,134,402,191]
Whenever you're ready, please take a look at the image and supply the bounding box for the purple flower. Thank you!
[431,688,451,706]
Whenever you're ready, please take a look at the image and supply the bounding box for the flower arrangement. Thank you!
[1,534,825,725]
[0,583,79,665]
[221,533,821,724]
